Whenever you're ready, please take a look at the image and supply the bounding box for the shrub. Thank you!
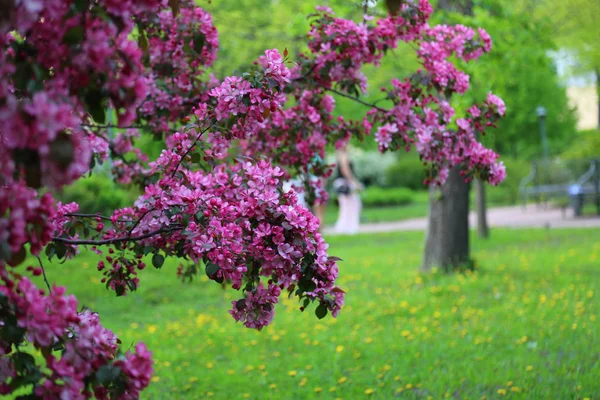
[361,187,415,207]
[348,149,398,187]
[385,154,427,190]
[57,173,139,216]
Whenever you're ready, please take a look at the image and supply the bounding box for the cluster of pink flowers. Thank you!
[306,2,433,92]
[0,276,152,399]
[0,183,55,257]
[137,4,219,134]
[82,147,343,329]
[208,52,290,139]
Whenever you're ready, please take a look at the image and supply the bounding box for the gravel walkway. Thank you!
[324,205,600,235]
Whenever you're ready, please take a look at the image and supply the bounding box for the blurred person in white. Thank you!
[333,144,363,234]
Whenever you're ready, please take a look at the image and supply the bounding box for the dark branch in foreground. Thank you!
[52,226,183,246]
[36,256,52,294]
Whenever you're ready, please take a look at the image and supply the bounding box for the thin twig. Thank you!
[321,85,389,113]
[127,209,154,236]
[52,226,183,246]
[36,256,52,294]
[80,124,147,130]
[171,125,213,177]
[66,213,114,222]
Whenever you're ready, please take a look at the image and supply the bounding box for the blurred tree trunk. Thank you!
[422,166,471,272]
[475,178,489,238]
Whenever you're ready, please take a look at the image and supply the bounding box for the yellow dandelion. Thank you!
[336,345,344,353]
[405,383,413,389]
[206,392,213,397]
[147,325,157,334]
[314,387,323,393]
[189,377,198,383]
[364,337,373,344]
[364,388,375,395]
[497,389,507,395]
[338,376,347,384]
[242,394,250,399]
[206,362,214,369]
[269,383,276,389]
[526,365,534,371]
[151,376,160,383]
[329,386,337,392]
[511,387,521,392]
[299,377,307,387]
[288,370,297,377]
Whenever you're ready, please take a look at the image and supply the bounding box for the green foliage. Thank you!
[437,4,578,160]
[485,157,531,205]
[361,187,415,208]
[56,173,139,216]
[30,229,600,399]
[385,154,427,190]
[561,129,600,160]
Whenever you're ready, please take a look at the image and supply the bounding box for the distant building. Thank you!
[551,49,598,131]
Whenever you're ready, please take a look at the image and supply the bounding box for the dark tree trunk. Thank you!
[422,166,471,272]
[475,178,489,238]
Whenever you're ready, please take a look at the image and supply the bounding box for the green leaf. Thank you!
[193,33,206,54]
[169,0,181,16]
[55,242,67,259]
[12,352,36,371]
[138,29,149,53]
[152,253,165,269]
[84,89,107,124]
[205,263,219,278]
[95,364,122,385]
[72,0,88,12]
[315,303,328,320]
[63,26,85,45]
[0,240,12,262]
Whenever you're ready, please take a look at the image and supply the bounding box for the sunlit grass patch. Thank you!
[27,228,600,399]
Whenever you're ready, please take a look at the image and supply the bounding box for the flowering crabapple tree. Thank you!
[0,0,505,398]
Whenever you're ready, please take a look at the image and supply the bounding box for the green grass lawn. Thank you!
[22,228,600,399]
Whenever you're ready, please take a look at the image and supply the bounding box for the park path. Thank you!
[323,205,600,235]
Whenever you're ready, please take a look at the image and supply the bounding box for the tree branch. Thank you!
[36,256,52,294]
[81,124,147,130]
[171,125,213,177]
[52,226,183,246]
[321,85,389,113]
[66,213,114,222]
